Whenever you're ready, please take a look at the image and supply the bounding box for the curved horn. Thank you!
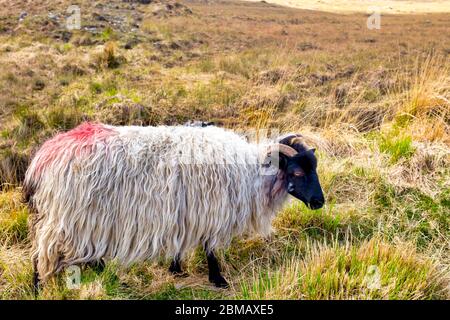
[267,144,298,157]
[278,134,302,145]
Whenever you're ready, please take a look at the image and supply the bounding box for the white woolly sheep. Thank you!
[24,122,324,290]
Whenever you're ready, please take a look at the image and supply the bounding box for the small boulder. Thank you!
[18,11,28,21]
[33,79,46,91]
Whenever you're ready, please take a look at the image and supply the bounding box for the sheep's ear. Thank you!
[310,148,316,154]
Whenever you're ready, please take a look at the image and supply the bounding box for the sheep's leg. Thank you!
[205,249,229,288]
[169,255,188,277]
[32,258,40,297]
[87,259,106,272]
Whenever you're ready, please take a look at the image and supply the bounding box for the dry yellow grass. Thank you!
[240,238,447,299]
[246,0,450,14]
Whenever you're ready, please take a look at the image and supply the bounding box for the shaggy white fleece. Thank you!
[25,124,289,280]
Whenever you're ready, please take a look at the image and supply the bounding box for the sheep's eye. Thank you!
[293,170,304,177]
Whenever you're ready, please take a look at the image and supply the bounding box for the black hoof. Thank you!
[87,260,105,272]
[171,270,189,278]
[177,272,190,278]
[32,275,40,297]
[169,263,185,276]
[210,275,229,288]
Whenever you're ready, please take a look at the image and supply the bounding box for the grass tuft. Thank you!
[239,239,447,300]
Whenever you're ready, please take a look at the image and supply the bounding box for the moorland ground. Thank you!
[246,0,450,14]
[0,0,449,299]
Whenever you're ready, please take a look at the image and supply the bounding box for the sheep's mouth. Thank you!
[289,192,323,210]
[291,193,324,210]
[307,200,324,210]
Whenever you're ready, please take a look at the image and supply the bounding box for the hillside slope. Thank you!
[0,0,449,299]
[245,0,450,14]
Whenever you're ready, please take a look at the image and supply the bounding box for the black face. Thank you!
[281,149,325,210]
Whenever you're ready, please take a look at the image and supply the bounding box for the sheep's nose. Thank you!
[309,198,324,210]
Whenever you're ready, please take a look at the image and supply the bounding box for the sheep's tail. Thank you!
[23,122,117,281]
[23,176,38,236]
[24,187,72,281]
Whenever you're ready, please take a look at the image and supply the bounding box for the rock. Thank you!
[83,26,99,33]
[54,31,73,42]
[124,37,141,49]
[169,41,181,50]
[48,12,59,21]
[297,42,318,51]
[93,12,108,22]
[184,120,215,127]
[18,11,28,21]
[33,79,46,91]
[123,0,152,3]
[61,31,73,42]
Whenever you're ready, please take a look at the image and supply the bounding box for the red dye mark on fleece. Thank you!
[32,122,116,179]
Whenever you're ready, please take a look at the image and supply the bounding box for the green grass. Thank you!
[379,133,415,164]
[0,191,29,245]
[145,284,225,300]
[100,27,116,42]
[1,128,448,300]
[240,239,445,300]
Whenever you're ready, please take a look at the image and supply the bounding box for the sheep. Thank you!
[24,122,324,290]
